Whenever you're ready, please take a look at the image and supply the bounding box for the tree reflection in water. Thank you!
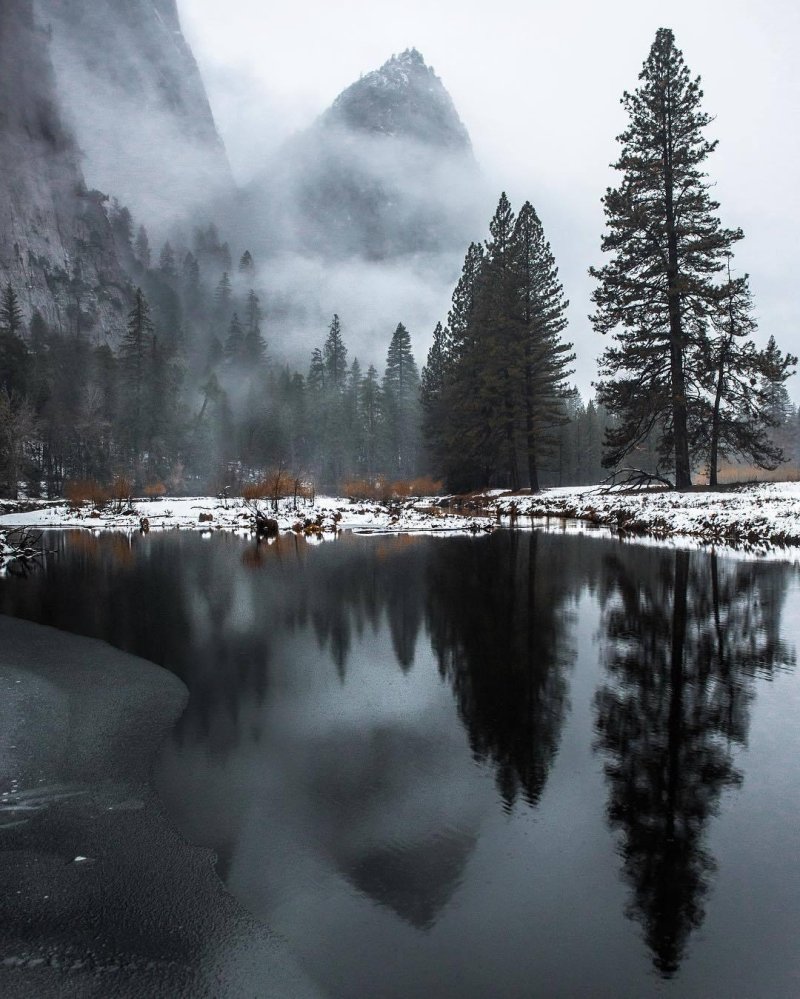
[426,531,580,810]
[595,547,795,977]
[1,527,797,984]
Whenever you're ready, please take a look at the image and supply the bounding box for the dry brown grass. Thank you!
[242,481,271,501]
[342,478,386,501]
[702,464,800,485]
[343,476,444,502]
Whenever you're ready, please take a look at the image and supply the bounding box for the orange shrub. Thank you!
[64,479,110,510]
[109,477,133,512]
[143,481,167,498]
[242,469,305,509]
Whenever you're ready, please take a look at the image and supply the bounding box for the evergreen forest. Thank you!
[0,27,796,500]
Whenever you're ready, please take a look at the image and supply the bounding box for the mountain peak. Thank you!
[323,48,471,150]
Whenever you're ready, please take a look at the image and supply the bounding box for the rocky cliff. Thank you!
[246,49,483,261]
[36,0,233,233]
[0,0,130,339]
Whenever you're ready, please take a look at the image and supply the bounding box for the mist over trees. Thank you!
[0,18,797,500]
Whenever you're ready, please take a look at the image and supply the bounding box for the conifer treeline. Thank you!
[0,187,795,497]
[1,28,797,498]
[0,196,611,497]
[0,272,429,495]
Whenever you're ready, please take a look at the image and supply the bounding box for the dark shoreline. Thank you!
[0,615,324,998]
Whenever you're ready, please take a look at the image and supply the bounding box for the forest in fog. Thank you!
[1,4,797,499]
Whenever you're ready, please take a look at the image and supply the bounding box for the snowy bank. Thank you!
[4,482,800,556]
[488,481,800,553]
[0,495,495,541]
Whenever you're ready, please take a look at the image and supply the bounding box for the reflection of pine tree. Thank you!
[426,532,577,810]
[595,548,794,977]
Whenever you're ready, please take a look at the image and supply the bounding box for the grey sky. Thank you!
[179,0,800,399]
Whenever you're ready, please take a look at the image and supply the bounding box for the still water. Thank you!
[2,529,800,998]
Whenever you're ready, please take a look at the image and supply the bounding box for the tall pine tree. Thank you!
[591,28,743,488]
[514,201,574,491]
[120,287,154,461]
[382,323,420,478]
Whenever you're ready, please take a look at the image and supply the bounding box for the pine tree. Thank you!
[239,250,255,275]
[420,321,449,474]
[425,196,572,491]
[360,364,383,476]
[438,240,490,488]
[224,313,246,366]
[244,290,266,366]
[346,358,364,471]
[591,28,743,488]
[214,272,233,321]
[135,225,152,270]
[0,283,23,336]
[307,347,325,394]
[475,192,524,488]
[0,285,29,397]
[323,314,348,391]
[704,261,796,484]
[120,287,154,459]
[514,201,574,491]
[182,252,200,293]
[0,389,37,499]
[109,200,134,253]
[383,322,421,478]
[159,241,177,279]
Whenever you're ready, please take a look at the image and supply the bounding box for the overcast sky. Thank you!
[179,0,800,399]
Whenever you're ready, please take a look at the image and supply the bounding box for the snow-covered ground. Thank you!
[0,495,494,541]
[3,481,800,564]
[490,481,800,554]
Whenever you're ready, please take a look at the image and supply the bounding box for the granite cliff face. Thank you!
[35,0,233,232]
[246,49,483,261]
[0,0,130,339]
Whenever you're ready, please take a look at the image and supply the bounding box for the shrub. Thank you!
[109,477,133,513]
[241,468,307,511]
[64,479,109,510]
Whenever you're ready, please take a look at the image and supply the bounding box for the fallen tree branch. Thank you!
[0,527,47,574]
[599,466,674,493]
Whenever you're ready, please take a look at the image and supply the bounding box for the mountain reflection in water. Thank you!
[0,529,797,998]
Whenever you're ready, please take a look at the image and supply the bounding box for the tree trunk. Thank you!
[663,90,692,491]
[524,365,540,492]
[709,360,725,488]
[527,446,540,493]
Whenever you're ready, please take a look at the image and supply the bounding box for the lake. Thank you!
[1,528,799,998]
